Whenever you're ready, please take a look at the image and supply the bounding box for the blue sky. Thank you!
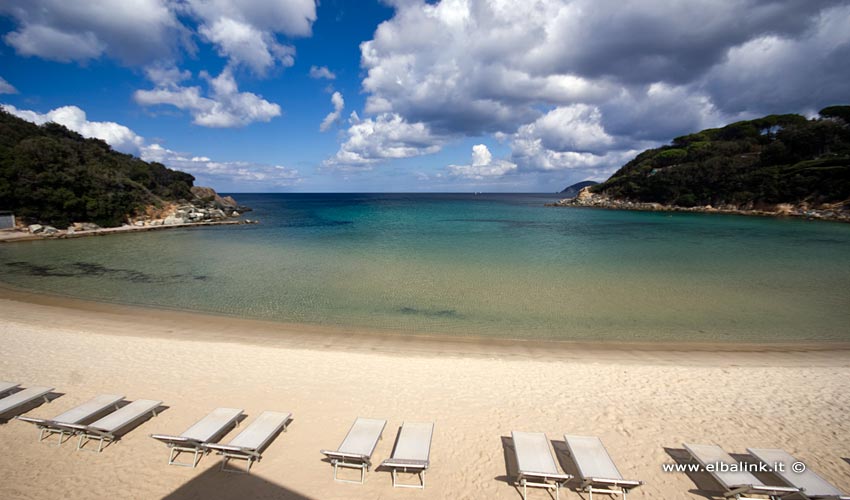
[1,1,849,193]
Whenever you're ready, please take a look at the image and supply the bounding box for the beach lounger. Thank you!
[0,386,54,419]
[683,443,800,499]
[0,382,19,397]
[380,422,434,489]
[321,417,387,484]
[747,448,850,500]
[512,431,573,500]
[62,399,162,452]
[564,435,643,499]
[150,407,243,468]
[204,411,292,473]
[17,394,124,445]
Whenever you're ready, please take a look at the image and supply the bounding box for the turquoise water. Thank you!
[1,193,849,343]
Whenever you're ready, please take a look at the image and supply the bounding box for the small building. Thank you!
[0,211,15,230]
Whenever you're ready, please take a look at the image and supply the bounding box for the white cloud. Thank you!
[186,0,316,73]
[326,112,444,168]
[141,143,301,187]
[198,17,295,74]
[0,77,17,94]
[143,64,191,88]
[134,68,281,127]
[0,0,184,64]
[309,65,336,80]
[2,104,144,153]
[319,91,345,132]
[447,144,517,179]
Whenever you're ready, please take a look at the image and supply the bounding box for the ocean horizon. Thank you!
[1,193,849,343]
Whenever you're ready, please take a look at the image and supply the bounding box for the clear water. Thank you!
[1,193,849,343]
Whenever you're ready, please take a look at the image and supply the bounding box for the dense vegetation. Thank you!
[593,106,850,208]
[0,108,194,228]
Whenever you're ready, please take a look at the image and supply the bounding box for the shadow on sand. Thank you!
[161,466,314,500]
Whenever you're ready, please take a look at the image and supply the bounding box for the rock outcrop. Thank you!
[548,187,850,222]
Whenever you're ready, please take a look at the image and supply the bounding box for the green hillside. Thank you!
[593,106,850,208]
[0,108,195,228]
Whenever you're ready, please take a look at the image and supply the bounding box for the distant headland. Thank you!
[0,108,255,242]
[552,106,850,222]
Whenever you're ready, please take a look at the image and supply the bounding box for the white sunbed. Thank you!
[0,382,19,397]
[150,407,243,468]
[512,431,573,500]
[204,411,292,473]
[62,399,162,452]
[564,435,643,499]
[0,386,54,419]
[321,417,387,484]
[17,394,124,445]
[380,422,434,489]
[748,448,850,500]
[683,443,800,499]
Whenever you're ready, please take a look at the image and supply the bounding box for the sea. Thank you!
[1,193,848,343]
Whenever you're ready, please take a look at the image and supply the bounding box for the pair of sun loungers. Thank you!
[512,432,642,500]
[684,443,850,500]
[320,418,434,489]
[150,408,291,473]
[11,390,162,452]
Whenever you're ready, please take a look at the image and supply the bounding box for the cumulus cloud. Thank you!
[332,0,850,181]
[1,0,317,76]
[141,143,301,188]
[309,65,336,80]
[326,112,444,168]
[319,91,345,132]
[134,68,281,127]
[0,0,184,64]
[2,103,300,188]
[2,104,144,153]
[0,77,17,94]
[447,144,516,179]
[186,0,316,74]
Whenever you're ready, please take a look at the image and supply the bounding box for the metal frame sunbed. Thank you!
[0,386,54,419]
[564,435,643,499]
[17,394,124,445]
[321,417,387,484]
[204,411,292,473]
[380,422,434,489]
[683,443,800,499]
[62,399,162,452]
[512,431,573,500]
[150,407,243,468]
[747,448,850,500]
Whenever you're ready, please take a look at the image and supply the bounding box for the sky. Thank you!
[1,1,849,193]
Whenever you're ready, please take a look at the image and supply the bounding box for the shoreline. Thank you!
[0,219,258,244]
[2,284,849,364]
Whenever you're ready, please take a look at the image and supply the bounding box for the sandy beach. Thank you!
[1,290,848,500]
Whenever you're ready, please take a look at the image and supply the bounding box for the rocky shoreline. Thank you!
[1,186,259,243]
[548,187,850,223]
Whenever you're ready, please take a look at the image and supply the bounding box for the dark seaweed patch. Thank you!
[398,306,460,318]
[4,261,208,284]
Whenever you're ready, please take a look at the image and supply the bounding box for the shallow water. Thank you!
[1,193,849,343]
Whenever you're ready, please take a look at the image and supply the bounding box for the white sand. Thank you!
[1,293,848,499]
